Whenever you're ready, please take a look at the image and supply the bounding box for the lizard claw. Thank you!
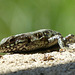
[59,47,69,52]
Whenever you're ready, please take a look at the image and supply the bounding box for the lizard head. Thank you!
[64,34,75,46]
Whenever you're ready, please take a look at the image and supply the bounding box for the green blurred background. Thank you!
[0,0,75,41]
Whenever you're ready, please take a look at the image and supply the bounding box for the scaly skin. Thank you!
[0,29,75,53]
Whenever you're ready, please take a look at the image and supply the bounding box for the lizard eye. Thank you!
[10,38,15,43]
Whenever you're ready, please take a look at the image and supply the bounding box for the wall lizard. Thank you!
[0,29,75,53]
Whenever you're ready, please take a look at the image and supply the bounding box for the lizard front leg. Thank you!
[48,35,65,49]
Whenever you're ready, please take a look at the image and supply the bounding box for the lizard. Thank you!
[0,29,75,53]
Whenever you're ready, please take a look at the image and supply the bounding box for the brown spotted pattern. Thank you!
[0,29,75,53]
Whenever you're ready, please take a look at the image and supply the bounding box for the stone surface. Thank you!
[0,47,75,75]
